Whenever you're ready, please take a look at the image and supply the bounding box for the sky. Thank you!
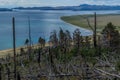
[0,0,120,8]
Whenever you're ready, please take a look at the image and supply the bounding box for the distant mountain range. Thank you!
[1,4,120,11]
[0,8,12,11]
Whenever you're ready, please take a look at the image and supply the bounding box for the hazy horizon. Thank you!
[0,0,120,8]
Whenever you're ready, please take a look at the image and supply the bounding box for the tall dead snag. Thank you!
[0,63,1,80]
[7,65,10,80]
[28,17,32,60]
[28,17,32,48]
[12,17,17,80]
[17,72,21,80]
[37,48,41,67]
[86,12,97,48]
[94,12,97,48]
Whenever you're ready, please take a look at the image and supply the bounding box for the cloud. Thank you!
[0,0,119,8]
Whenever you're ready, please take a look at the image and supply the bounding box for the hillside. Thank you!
[13,4,120,11]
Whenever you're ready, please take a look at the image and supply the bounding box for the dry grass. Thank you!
[61,14,120,32]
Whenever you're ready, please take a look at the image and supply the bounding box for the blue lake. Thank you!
[0,10,119,50]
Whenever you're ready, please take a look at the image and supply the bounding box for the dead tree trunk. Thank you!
[0,63,2,80]
[17,72,21,80]
[12,17,17,80]
[94,12,97,48]
[86,12,97,48]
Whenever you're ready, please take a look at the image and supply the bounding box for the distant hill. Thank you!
[1,4,120,11]
[13,6,76,10]
[0,8,12,11]
[78,4,120,10]
[13,4,120,11]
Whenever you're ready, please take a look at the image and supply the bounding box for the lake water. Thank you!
[0,10,119,50]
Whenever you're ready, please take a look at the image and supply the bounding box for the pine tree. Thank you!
[38,37,45,48]
[65,30,72,51]
[102,22,120,51]
[73,29,82,49]
[25,38,29,48]
[49,30,58,47]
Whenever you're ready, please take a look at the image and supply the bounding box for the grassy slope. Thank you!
[61,14,120,32]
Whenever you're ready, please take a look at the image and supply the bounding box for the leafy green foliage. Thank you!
[81,48,96,58]
[70,47,79,56]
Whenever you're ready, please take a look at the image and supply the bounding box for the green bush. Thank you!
[81,48,96,58]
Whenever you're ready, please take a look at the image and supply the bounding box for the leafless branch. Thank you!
[95,68,120,78]
[87,18,94,31]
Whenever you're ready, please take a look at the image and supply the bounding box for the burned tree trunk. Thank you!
[94,12,97,48]
[38,48,41,67]
[12,17,17,80]
[0,63,2,80]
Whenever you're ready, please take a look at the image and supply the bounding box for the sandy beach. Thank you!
[0,46,26,58]
[0,43,51,58]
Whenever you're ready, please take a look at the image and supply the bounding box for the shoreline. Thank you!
[0,43,50,58]
[0,49,18,58]
[0,46,27,58]
[61,14,120,32]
